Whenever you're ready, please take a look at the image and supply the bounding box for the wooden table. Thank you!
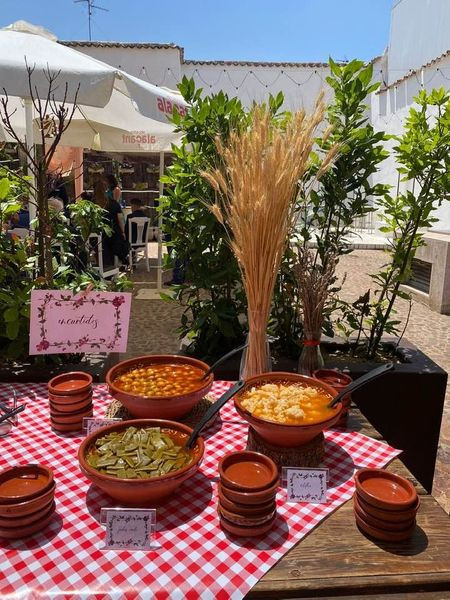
[248,408,450,598]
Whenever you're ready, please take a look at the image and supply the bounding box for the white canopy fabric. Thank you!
[0,25,187,121]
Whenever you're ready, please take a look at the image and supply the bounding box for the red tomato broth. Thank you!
[223,462,273,488]
[240,381,335,425]
[113,363,206,397]
[360,478,411,503]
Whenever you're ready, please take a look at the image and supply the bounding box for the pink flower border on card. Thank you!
[35,292,126,353]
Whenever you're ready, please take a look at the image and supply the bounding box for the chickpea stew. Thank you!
[113,363,206,397]
[240,382,334,425]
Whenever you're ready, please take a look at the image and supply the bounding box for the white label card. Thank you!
[102,508,157,550]
[283,467,328,503]
[83,417,122,436]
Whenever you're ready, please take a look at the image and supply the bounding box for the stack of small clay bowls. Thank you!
[0,464,56,539]
[217,451,279,537]
[354,468,419,542]
[48,372,93,433]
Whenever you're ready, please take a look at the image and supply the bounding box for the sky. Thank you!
[0,0,393,63]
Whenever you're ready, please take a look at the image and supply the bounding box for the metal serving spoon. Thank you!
[185,380,245,449]
[328,362,395,409]
[200,343,249,381]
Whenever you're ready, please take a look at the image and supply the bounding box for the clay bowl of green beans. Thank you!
[78,419,205,506]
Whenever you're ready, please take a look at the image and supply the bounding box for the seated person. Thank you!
[125,198,148,245]
[48,193,65,213]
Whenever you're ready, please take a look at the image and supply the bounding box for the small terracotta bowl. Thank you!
[48,371,93,396]
[234,372,342,447]
[78,419,205,506]
[219,451,278,492]
[0,464,54,504]
[353,495,415,532]
[48,390,92,405]
[49,395,93,414]
[218,503,276,526]
[355,469,417,511]
[51,420,83,433]
[220,512,276,537]
[0,504,55,539]
[355,492,420,523]
[106,355,214,419]
[355,512,416,542]
[0,499,55,528]
[218,487,276,516]
[219,481,278,506]
[50,407,93,424]
[313,369,353,427]
[0,483,55,517]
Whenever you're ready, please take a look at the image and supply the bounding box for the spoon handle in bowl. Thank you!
[185,380,245,449]
[328,362,395,409]
[201,344,249,380]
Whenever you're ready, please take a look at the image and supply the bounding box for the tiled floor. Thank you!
[123,249,449,512]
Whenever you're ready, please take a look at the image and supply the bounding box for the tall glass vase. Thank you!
[239,328,272,380]
[297,335,324,376]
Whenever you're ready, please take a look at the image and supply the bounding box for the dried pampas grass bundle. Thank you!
[203,96,336,377]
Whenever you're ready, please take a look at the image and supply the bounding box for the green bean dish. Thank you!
[86,426,193,479]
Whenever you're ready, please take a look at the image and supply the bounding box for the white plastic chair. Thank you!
[86,233,119,279]
[127,217,150,271]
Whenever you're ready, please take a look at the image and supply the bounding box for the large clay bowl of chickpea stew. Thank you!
[234,372,342,447]
[106,355,213,419]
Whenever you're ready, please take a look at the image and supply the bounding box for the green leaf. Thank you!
[3,307,18,322]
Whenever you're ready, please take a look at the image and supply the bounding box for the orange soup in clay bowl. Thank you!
[106,355,213,419]
[234,372,342,447]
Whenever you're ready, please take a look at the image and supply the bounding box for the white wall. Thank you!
[388,0,450,83]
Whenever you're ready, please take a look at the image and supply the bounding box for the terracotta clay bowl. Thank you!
[219,451,278,492]
[0,503,55,539]
[218,487,276,516]
[0,500,55,528]
[49,396,93,414]
[234,372,342,447]
[106,355,214,420]
[0,482,55,517]
[218,503,276,526]
[219,481,278,506]
[355,492,420,523]
[353,495,415,532]
[355,468,417,511]
[78,419,205,506]
[0,464,54,504]
[51,420,83,433]
[48,390,92,406]
[50,407,93,424]
[355,512,416,542]
[220,512,276,537]
[48,371,93,396]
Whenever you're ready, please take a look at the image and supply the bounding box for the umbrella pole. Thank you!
[156,151,164,292]
[24,98,36,224]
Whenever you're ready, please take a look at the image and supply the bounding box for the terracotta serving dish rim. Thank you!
[355,491,420,522]
[49,390,92,404]
[0,505,55,539]
[219,480,279,505]
[50,407,94,423]
[48,371,93,396]
[353,495,415,531]
[312,368,353,387]
[234,371,341,430]
[355,468,418,510]
[78,418,205,485]
[218,450,279,492]
[354,511,416,542]
[220,512,276,537]
[218,503,276,526]
[49,398,93,414]
[105,354,214,403]
[0,500,56,528]
[0,464,54,504]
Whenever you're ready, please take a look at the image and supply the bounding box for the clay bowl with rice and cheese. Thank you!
[106,355,214,420]
[234,372,342,447]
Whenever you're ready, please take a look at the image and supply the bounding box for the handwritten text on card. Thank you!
[284,468,328,503]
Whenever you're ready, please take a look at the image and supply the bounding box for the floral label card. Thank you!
[29,290,132,355]
[101,508,157,551]
[282,467,328,503]
[83,417,122,436]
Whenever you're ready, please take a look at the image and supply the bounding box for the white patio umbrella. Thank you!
[0,21,187,292]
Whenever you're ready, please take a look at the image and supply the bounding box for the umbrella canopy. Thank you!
[0,23,187,120]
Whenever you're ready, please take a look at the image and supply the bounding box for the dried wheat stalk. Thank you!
[202,97,337,377]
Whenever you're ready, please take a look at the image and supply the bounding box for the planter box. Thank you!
[208,338,447,493]
[0,353,120,384]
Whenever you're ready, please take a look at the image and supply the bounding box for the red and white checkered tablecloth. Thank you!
[0,382,401,600]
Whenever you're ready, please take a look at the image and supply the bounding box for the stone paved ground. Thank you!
[123,249,450,512]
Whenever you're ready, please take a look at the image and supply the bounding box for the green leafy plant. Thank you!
[363,88,450,358]
[68,199,112,244]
